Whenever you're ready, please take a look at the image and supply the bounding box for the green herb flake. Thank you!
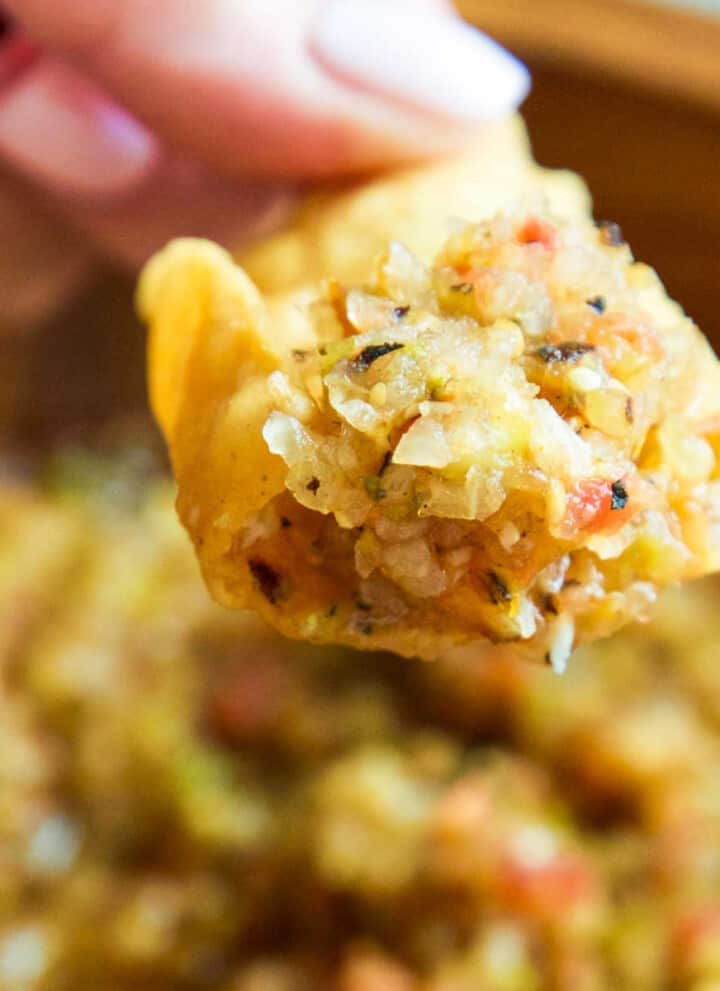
[319,339,356,373]
[352,342,404,372]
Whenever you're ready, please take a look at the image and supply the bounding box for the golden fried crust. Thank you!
[139,241,285,609]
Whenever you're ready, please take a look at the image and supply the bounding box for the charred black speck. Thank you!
[327,603,338,619]
[355,598,372,612]
[249,559,284,604]
[451,282,474,294]
[611,480,629,511]
[306,477,320,494]
[488,571,512,606]
[625,397,634,424]
[543,594,559,616]
[280,516,292,528]
[393,305,410,319]
[597,220,625,247]
[586,296,607,314]
[360,622,374,636]
[544,651,553,666]
[353,342,404,372]
[536,342,595,364]
[292,349,309,362]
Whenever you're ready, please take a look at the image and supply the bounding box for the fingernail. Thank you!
[0,57,158,199]
[310,0,530,122]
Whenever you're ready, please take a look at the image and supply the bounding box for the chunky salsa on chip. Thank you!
[139,140,720,667]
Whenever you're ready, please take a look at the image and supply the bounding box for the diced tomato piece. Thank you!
[599,314,663,358]
[518,218,558,251]
[499,850,598,920]
[565,480,613,532]
[208,659,288,741]
[586,313,663,376]
[672,905,720,964]
[670,903,720,986]
[564,478,633,535]
[338,950,416,991]
[451,261,472,278]
[433,777,491,835]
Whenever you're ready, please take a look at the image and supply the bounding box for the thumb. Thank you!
[1,0,529,180]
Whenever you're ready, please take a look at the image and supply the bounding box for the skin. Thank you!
[0,0,529,330]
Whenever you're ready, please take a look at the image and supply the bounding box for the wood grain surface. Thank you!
[459,0,720,112]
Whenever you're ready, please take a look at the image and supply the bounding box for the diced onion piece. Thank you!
[656,417,715,486]
[267,371,315,423]
[530,400,593,482]
[393,417,453,469]
[584,388,633,438]
[548,613,575,675]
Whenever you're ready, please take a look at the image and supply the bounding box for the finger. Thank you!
[2,0,529,180]
[65,157,296,269]
[0,50,159,198]
[0,20,295,275]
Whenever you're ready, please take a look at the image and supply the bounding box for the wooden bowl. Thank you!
[3,0,719,453]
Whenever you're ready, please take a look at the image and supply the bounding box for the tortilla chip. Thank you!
[139,120,720,664]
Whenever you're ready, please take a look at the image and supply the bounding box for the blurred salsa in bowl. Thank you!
[2,2,720,988]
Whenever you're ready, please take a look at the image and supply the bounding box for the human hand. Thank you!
[0,0,529,330]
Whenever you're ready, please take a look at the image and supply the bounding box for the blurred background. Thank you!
[3,4,720,990]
